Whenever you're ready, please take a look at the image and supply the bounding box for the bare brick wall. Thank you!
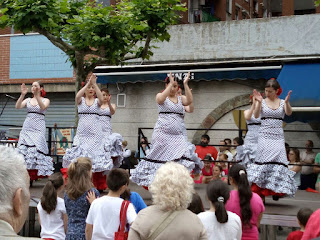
[0,36,10,82]
[282,0,294,16]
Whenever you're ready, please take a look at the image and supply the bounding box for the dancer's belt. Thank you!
[79,112,111,118]
[253,161,288,168]
[248,123,261,126]
[19,143,49,156]
[143,156,193,164]
[159,111,184,116]
[28,111,45,116]
[261,117,283,121]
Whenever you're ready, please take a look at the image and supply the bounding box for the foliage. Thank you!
[0,0,186,84]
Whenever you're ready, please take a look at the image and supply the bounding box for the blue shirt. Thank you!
[129,192,147,213]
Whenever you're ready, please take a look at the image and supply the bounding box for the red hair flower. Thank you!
[81,81,85,87]
[40,89,46,97]
[277,87,283,96]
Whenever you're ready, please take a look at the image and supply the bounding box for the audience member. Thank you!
[314,153,320,191]
[86,168,137,239]
[301,208,320,240]
[120,188,147,213]
[188,192,205,215]
[288,148,302,188]
[0,146,41,239]
[134,137,149,163]
[195,134,218,160]
[300,140,317,190]
[218,140,233,161]
[212,165,227,183]
[37,172,67,240]
[198,180,242,240]
[128,162,207,240]
[218,153,229,176]
[120,140,132,170]
[287,208,313,240]
[202,155,214,183]
[226,164,265,240]
[64,157,100,240]
[193,170,204,184]
[225,138,236,157]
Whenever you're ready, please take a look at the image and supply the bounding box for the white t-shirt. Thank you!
[37,197,66,240]
[198,211,242,240]
[86,196,137,240]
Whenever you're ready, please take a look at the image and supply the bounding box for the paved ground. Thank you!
[26,179,320,239]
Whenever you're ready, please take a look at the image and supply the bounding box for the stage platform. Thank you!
[24,179,320,240]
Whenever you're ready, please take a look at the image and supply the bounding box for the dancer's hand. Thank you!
[168,72,175,85]
[253,89,262,102]
[183,72,190,85]
[89,74,97,85]
[86,190,98,204]
[21,83,28,95]
[285,90,292,103]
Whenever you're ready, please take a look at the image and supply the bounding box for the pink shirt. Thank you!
[301,208,320,240]
[225,190,265,240]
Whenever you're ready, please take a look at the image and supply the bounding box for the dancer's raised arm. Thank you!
[244,96,255,120]
[284,90,292,116]
[16,83,28,109]
[253,89,262,118]
[181,72,193,106]
[34,84,50,110]
[90,74,103,105]
[156,72,175,104]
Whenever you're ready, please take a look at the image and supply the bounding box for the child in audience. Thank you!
[301,208,320,240]
[218,153,229,176]
[198,179,242,240]
[120,188,147,213]
[287,208,313,240]
[64,157,100,240]
[37,173,67,240]
[85,168,137,240]
[226,164,265,240]
[212,165,227,183]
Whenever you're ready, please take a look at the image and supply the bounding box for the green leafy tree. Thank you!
[0,0,185,90]
[316,0,320,6]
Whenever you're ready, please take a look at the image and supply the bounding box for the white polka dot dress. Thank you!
[236,114,261,168]
[247,99,296,197]
[62,97,114,172]
[99,107,123,168]
[17,98,54,176]
[131,96,203,186]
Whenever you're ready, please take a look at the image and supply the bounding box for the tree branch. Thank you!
[36,28,75,53]
[141,32,152,59]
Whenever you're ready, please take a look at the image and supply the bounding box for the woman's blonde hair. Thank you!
[150,162,194,211]
[66,157,93,200]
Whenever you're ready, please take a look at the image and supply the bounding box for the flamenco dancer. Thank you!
[247,78,296,201]
[131,72,203,186]
[62,74,115,191]
[236,95,261,168]
[15,82,53,183]
[95,88,124,189]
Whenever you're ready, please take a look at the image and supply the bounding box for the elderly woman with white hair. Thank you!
[0,146,41,239]
[128,162,207,240]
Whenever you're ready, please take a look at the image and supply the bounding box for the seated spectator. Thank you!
[212,165,227,183]
[218,140,233,161]
[300,140,317,190]
[0,146,41,239]
[226,164,265,240]
[128,162,207,240]
[37,173,67,240]
[195,134,218,160]
[202,155,214,176]
[134,137,149,163]
[288,148,302,188]
[192,170,204,184]
[120,140,132,170]
[301,208,320,240]
[188,192,205,214]
[86,168,137,239]
[121,188,147,213]
[198,180,242,240]
[314,153,320,191]
[64,157,100,240]
[218,153,229,176]
[287,208,313,240]
[225,138,236,157]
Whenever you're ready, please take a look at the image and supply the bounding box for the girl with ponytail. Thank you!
[37,172,67,240]
[198,180,242,240]
[226,164,265,240]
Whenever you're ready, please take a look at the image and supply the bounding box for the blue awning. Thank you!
[96,66,281,84]
[278,63,320,107]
